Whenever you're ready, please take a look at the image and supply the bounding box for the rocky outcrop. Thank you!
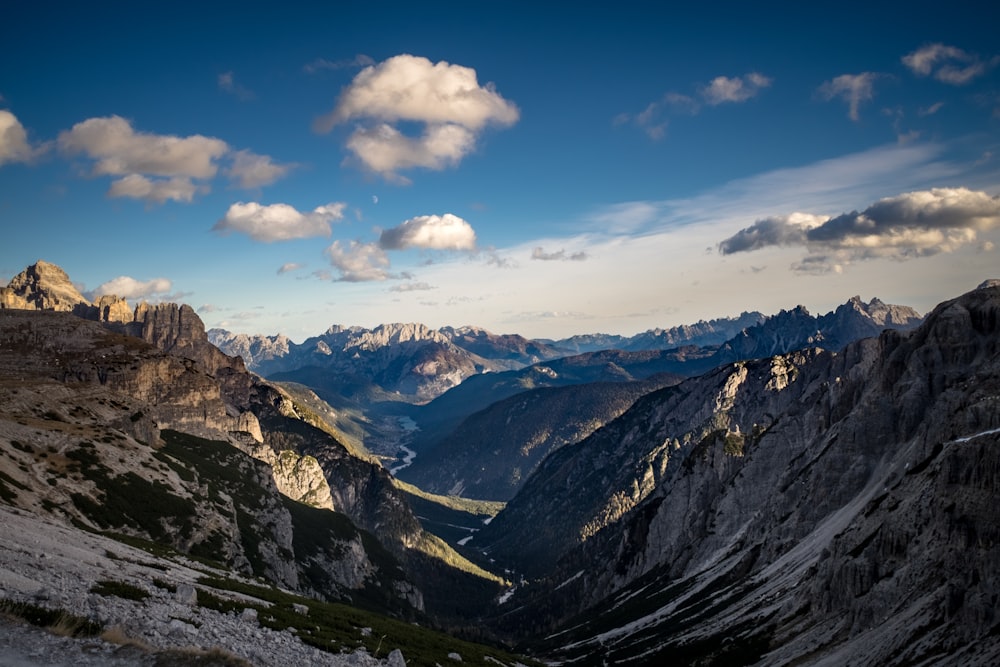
[95,294,133,323]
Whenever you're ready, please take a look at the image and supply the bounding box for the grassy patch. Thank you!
[0,598,103,637]
[197,576,539,667]
[90,580,151,601]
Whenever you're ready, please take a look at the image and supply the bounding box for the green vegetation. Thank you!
[197,576,538,667]
[393,479,505,517]
[0,598,103,637]
[90,579,151,601]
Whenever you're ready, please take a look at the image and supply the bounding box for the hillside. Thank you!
[471,281,1000,665]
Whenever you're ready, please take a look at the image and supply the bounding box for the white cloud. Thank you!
[324,240,391,281]
[379,213,477,250]
[531,247,588,261]
[345,123,476,182]
[91,275,173,299]
[214,201,344,242]
[902,43,994,85]
[718,187,1000,272]
[617,73,769,140]
[197,304,221,314]
[390,282,436,292]
[226,149,295,188]
[58,115,228,179]
[277,262,305,275]
[817,73,880,121]
[0,110,45,166]
[108,174,203,203]
[57,115,290,203]
[218,71,255,100]
[314,54,519,179]
[700,72,772,105]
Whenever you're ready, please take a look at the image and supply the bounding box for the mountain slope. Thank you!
[399,375,682,501]
[474,281,999,665]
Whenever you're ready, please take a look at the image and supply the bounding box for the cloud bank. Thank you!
[718,187,1000,273]
[314,54,519,181]
[214,202,345,242]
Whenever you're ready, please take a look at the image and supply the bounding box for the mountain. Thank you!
[399,295,920,494]
[209,322,556,405]
[0,260,507,623]
[471,281,1000,665]
[398,375,682,501]
[714,296,922,363]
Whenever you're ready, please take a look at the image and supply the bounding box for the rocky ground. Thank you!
[0,505,406,666]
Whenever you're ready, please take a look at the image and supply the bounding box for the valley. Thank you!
[1,260,998,666]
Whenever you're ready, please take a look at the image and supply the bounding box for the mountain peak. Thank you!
[1,259,91,312]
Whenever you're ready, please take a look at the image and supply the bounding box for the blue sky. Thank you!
[2,1,999,340]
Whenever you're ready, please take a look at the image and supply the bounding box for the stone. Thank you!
[387,648,407,666]
[240,608,258,623]
[175,584,197,606]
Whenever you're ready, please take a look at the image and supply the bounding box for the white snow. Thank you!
[948,426,1000,444]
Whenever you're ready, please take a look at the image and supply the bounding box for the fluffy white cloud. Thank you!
[817,73,879,121]
[718,187,1000,272]
[902,43,994,85]
[345,123,476,182]
[57,115,291,203]
[314,54,519,179]
[214,201,344,242]
[316,54,519,130]
[379,213,477,250]
[91,275,173,299]
[226,149,294,188]
[108,174,203,203]
[0,110,45,166]
[324,240,391,282]
[700,72,772,105]
[58,115,228,178]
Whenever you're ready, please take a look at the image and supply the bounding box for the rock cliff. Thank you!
[476,281,1000,665]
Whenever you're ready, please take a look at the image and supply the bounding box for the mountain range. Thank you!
[1,259,997,666]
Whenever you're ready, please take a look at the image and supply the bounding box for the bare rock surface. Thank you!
[0,506,399,666]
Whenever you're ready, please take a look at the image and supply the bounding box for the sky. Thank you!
[2,1,999,341]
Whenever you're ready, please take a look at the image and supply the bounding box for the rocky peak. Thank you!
[978,278,1000,290]
[95,294,134,323]
[1,259,91,312]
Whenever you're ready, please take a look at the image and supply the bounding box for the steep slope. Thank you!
[0,310,418,612]
[0,260,508,623]
[399,375,682,501]
[475,282,1000,665]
